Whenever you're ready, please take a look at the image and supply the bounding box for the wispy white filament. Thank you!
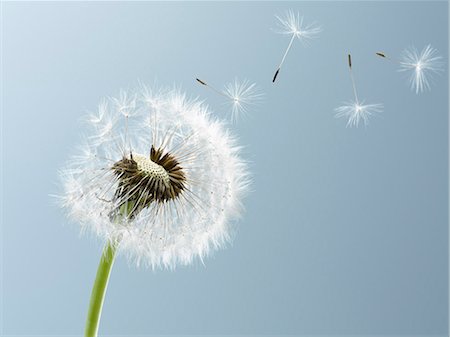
[335,101,383,128]
[275,10,322,43]
[399,44,443,94]
[223,79,264,122]
[59,85,250,269]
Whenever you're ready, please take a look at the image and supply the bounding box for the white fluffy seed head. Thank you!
[334,100,384,128]
[399,44,443,94]
[223,78,264,122]
[58,85,250,269]
[275,10,322,42]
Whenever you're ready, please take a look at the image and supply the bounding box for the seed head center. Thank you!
[111,146,187,219]
[133,153,170,185]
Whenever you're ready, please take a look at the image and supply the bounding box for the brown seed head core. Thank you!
[111,145,186,218]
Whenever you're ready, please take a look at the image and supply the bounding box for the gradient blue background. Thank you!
[1,1,448,336]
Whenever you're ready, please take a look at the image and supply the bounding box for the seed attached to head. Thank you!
[111,146,186,218]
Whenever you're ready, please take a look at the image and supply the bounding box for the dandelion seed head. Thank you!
[59,85,250,269]
[223,79,264,122]
[399,44,443,94]
[334,100,383,128]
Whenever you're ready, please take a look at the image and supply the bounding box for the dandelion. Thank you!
[196,78,263,122]
[335,54,383,127]
[59,85,250,336]
[376,44,443,94]
[272,10,321,82]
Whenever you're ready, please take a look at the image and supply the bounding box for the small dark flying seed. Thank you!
[272,68,280,83]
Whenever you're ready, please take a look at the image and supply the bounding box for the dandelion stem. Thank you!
[349,69,359,104]
[279,34,296,70]
[196,78,231,99]
[84,240,117,337]
[347,55,359,104]
[273,34,296,82]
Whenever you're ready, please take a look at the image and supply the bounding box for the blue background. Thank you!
[2,1,448,336]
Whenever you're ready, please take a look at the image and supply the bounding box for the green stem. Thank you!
[84,241,117,337]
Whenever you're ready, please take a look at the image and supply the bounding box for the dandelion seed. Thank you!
[335,54,383,127]
[376,45,443,94]
[59,85,250,269]
[196,78,263,122]
[272,10,321,82]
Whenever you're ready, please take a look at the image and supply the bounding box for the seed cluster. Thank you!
[111,145,186,218]
[133,154,170,185]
